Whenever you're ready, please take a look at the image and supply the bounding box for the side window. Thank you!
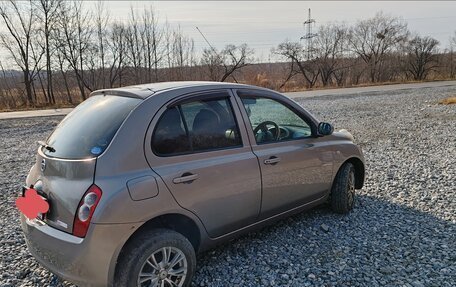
[240,97,312,144]
[152,95,242,156]
[151,106,190,155]
[180,98,241,151]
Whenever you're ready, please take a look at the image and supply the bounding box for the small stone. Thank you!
[280,274,289,280]
[411,280,425,287]
[320,224,330,232]
[379,266,393,274]
[15,270,28,279]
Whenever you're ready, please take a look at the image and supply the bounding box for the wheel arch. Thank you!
[343,157,365,189]
[127,213,201,252]
[113,213,202,284]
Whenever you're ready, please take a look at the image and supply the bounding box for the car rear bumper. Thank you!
[20,214,139,287]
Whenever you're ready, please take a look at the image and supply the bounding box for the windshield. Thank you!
[44,95,141,159]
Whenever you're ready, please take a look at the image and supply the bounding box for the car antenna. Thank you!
[195,26,218,55]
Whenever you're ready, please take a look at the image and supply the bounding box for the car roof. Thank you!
[89,81,257,99]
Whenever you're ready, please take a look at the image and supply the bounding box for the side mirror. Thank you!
[318,122,334,136]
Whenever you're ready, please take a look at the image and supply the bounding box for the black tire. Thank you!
[330,162,356,214]
[114,228,196,287]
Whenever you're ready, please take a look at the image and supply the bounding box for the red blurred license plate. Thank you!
[16,186,50,220]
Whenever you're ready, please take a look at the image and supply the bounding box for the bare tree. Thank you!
[450,31,456,49]
[171,26,195,80]
[34,0,61,104]
[278,60,300,89]
[201,48,223,81]
[449,31,456,78]
[142,6,163,82]
[95,1,109,89]
[219,44,254,82]
[313,23,349,86]
[404,35,439,81]
[50,17,73,104]
[274,41,319,88]
[349,12,408,83]
[125,7,144,83]
[163,21,173,71]
[201,43,253,82]
[0,60,17,108]
[84,42,101,91]
[108,22,127,87]
[54,46,73,104]
[56,1,93,100]
[29,37,46,103]
[0,0,40,105]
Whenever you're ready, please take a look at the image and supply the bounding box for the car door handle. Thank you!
[173,173,199,184]
[264,156,281,165]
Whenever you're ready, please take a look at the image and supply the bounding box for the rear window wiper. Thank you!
[38,141,56,153]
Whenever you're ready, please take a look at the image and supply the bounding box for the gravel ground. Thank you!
[1,86,455,287]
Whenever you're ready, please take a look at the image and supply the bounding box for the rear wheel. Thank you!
[115,229,196,287]
[330,162,356,214]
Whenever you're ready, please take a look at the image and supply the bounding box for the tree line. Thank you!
[0,1,455,110]
[274,12,455,89]
[0,0,254,109]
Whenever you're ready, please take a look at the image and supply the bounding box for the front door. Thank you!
[147,90,261,238]
[235,89,334,219]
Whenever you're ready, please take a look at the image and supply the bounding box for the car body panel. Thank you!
[326,132,366,186]
[20,214,139,287]
[200,191,328,252]
[250,138,334,218]
[126,175,159,201]
[148,149,262,238]
[26,149,96,233]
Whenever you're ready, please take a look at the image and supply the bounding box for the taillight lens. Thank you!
[73,185,102,238]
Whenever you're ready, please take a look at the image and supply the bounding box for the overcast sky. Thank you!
[102,1,456,61]
[1,1,455,65]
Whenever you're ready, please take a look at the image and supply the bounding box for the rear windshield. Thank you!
[44,95,141,159]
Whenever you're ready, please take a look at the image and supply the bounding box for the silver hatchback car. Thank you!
[20,82,365,287]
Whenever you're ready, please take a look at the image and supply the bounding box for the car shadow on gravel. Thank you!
[192,195,455,287]
[10,195,453,287]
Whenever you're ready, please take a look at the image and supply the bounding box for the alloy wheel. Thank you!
[137,246,188,287]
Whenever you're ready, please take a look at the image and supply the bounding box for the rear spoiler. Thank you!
[90,88,154,99]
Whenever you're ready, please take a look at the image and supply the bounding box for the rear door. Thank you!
[25,95,141,233]
[145,90,261,238]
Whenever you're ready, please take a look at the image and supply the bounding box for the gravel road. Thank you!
[1,86,455,287]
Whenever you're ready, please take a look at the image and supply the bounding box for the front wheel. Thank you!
[330,162,356,214]
[115,229,196,287]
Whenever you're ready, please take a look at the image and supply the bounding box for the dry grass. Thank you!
[439,96,456,105]
[0,103,77,113]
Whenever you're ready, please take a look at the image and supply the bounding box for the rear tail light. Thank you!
[73,184,102,238]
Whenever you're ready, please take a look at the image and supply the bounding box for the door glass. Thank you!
[181,97,242,151]
[240,97,312,144]
[152,96,242,155]
[152,106,191,155]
